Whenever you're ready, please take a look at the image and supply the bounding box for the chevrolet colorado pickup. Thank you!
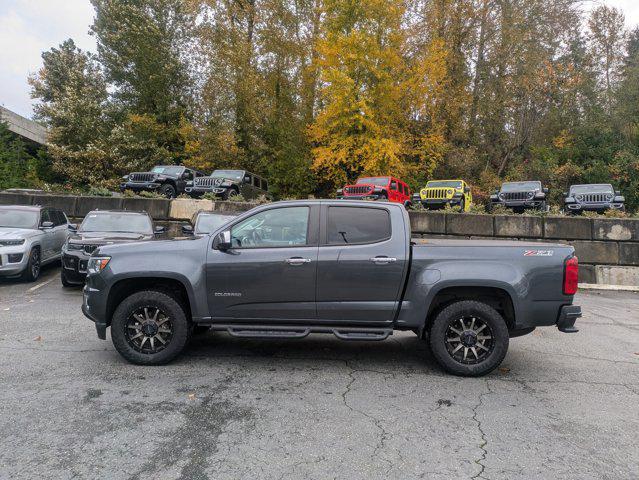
[82,200,581,376]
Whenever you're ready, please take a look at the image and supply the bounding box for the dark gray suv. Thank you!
[563,184,625,214]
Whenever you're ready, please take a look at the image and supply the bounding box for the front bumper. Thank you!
[82,282,108,340]
[492,199,545,209]
[557,304,581,333]
[565,202,624,212]
[185,186,226,196]
[62,251,90,284]
[120,181,161,192]
[337,194,384,201]
[0,247,28,276]
[419,198,461,208]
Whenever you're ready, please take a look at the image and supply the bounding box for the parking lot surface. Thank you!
[0,266,638,480]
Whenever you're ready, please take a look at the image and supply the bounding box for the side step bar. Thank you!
[212,324,393,341]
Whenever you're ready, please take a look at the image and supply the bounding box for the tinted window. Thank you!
[52,210,65,226]
[262,179,268,190]
[183,170,194,181]
[390,181,398,190]
[327,207,391,245]
[244,174,252,184]
[253,176,260,187]
[231,207,309,248]
[40,209,51,225]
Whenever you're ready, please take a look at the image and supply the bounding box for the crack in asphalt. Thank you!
[471,379,492,480]
[340,360,395,474]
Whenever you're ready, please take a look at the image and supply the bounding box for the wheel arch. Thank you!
[105,276,192,326]
[421,285,516,338]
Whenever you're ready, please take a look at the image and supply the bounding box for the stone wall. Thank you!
[2,192,637,286]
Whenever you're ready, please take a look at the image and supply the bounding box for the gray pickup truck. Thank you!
[82,200,581,376]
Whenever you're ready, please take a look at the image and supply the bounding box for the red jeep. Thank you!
[337,176,412,207]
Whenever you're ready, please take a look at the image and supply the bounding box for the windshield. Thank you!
[210,170,244,181]
[426,181,462,189]
[80,213,153,234]
[570,184,613,194]
[0,209,39,229]
[356,177,389,186]
[151,166,183,176]
[501,181,541,192]
[195,214,235,234]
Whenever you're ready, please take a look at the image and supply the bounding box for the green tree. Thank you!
[0,121,41,189]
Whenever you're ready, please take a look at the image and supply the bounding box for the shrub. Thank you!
[122,189,136,197]
[88,186,113,197]
[138,190,164,198]
[228,193,246,202]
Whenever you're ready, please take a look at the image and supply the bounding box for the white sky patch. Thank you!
[0,0,638,120]
[0,0,95,118]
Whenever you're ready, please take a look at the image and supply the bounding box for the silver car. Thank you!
[0,205,69,281]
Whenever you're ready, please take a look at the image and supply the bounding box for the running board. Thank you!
[215,325,392,341]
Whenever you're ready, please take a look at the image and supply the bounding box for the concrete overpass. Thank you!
[0,106,48,145]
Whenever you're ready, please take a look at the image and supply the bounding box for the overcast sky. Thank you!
[1,0,639,119]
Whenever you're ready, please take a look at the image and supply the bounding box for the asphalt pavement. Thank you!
[0,266,637,480]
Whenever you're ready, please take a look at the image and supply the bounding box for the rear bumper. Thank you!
[557,304,581,333]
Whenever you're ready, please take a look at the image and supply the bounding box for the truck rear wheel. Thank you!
[111,290,191,365]
[428,300,509,377]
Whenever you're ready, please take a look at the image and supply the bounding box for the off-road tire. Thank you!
[428,300,509,377]
[222,188,239,201]
[20,247,41,282]
[160,184,177,198]
[111,290,191,365]
[459,198,466,213]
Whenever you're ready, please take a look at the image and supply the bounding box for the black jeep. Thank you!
[120,165,206,198]
[563,184,625,214]
[489,181,549,213]
[185,169,269,200]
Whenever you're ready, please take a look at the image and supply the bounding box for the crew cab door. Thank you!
[38,209,57,260]
[206,205,320,321]
[316,204,408,324]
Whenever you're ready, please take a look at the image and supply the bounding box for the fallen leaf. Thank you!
[34,335,42,342]
[188,393,196,400]
[499,367,510,374]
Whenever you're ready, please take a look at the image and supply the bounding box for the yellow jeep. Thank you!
[413,179,472,212]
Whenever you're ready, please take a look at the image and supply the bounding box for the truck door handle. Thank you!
[370,256,397,264]
[286,257,312,266]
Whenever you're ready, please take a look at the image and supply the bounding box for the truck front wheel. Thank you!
[428,300,509,377]
[111,290,191,365]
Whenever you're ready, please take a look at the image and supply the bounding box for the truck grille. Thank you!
[129,173,156,182]
[83,245,98,254]
[195,177,223,188]
[502,192,530,201]
[580,193,611,203]
[424,188,449,199]
[344,185,372,195]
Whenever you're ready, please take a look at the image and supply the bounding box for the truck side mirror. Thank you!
[181,224,194,235]
[213,230,232,251]
[154,226,166,235]
[40,221,54,229]
[562,192,568,197]
[68,223,78,232]
[464,186,470,193]
[615,190,621,196]
[543,188,549,194]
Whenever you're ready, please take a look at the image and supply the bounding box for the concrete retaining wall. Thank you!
[2,192,637,286]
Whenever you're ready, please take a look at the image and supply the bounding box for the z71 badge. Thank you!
[523,250,554,257]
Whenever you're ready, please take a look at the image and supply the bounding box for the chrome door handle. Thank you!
[370,256,397,264]
[286,257,312,266]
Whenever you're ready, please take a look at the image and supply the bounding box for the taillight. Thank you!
[563,256,579,295]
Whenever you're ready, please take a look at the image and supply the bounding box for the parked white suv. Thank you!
[0,205,69,281]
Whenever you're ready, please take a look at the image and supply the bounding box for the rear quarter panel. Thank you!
[397,241,575,330]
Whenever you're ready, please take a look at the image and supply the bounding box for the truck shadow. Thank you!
[183,331,442,373]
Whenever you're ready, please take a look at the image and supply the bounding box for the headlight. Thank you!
[186,180,194,186]
[0,239,25,246]
[66,243,84,250]
[87,256,111,274]
[528,191,535,198]
[122,175,129,180]
[447,189,454,195]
